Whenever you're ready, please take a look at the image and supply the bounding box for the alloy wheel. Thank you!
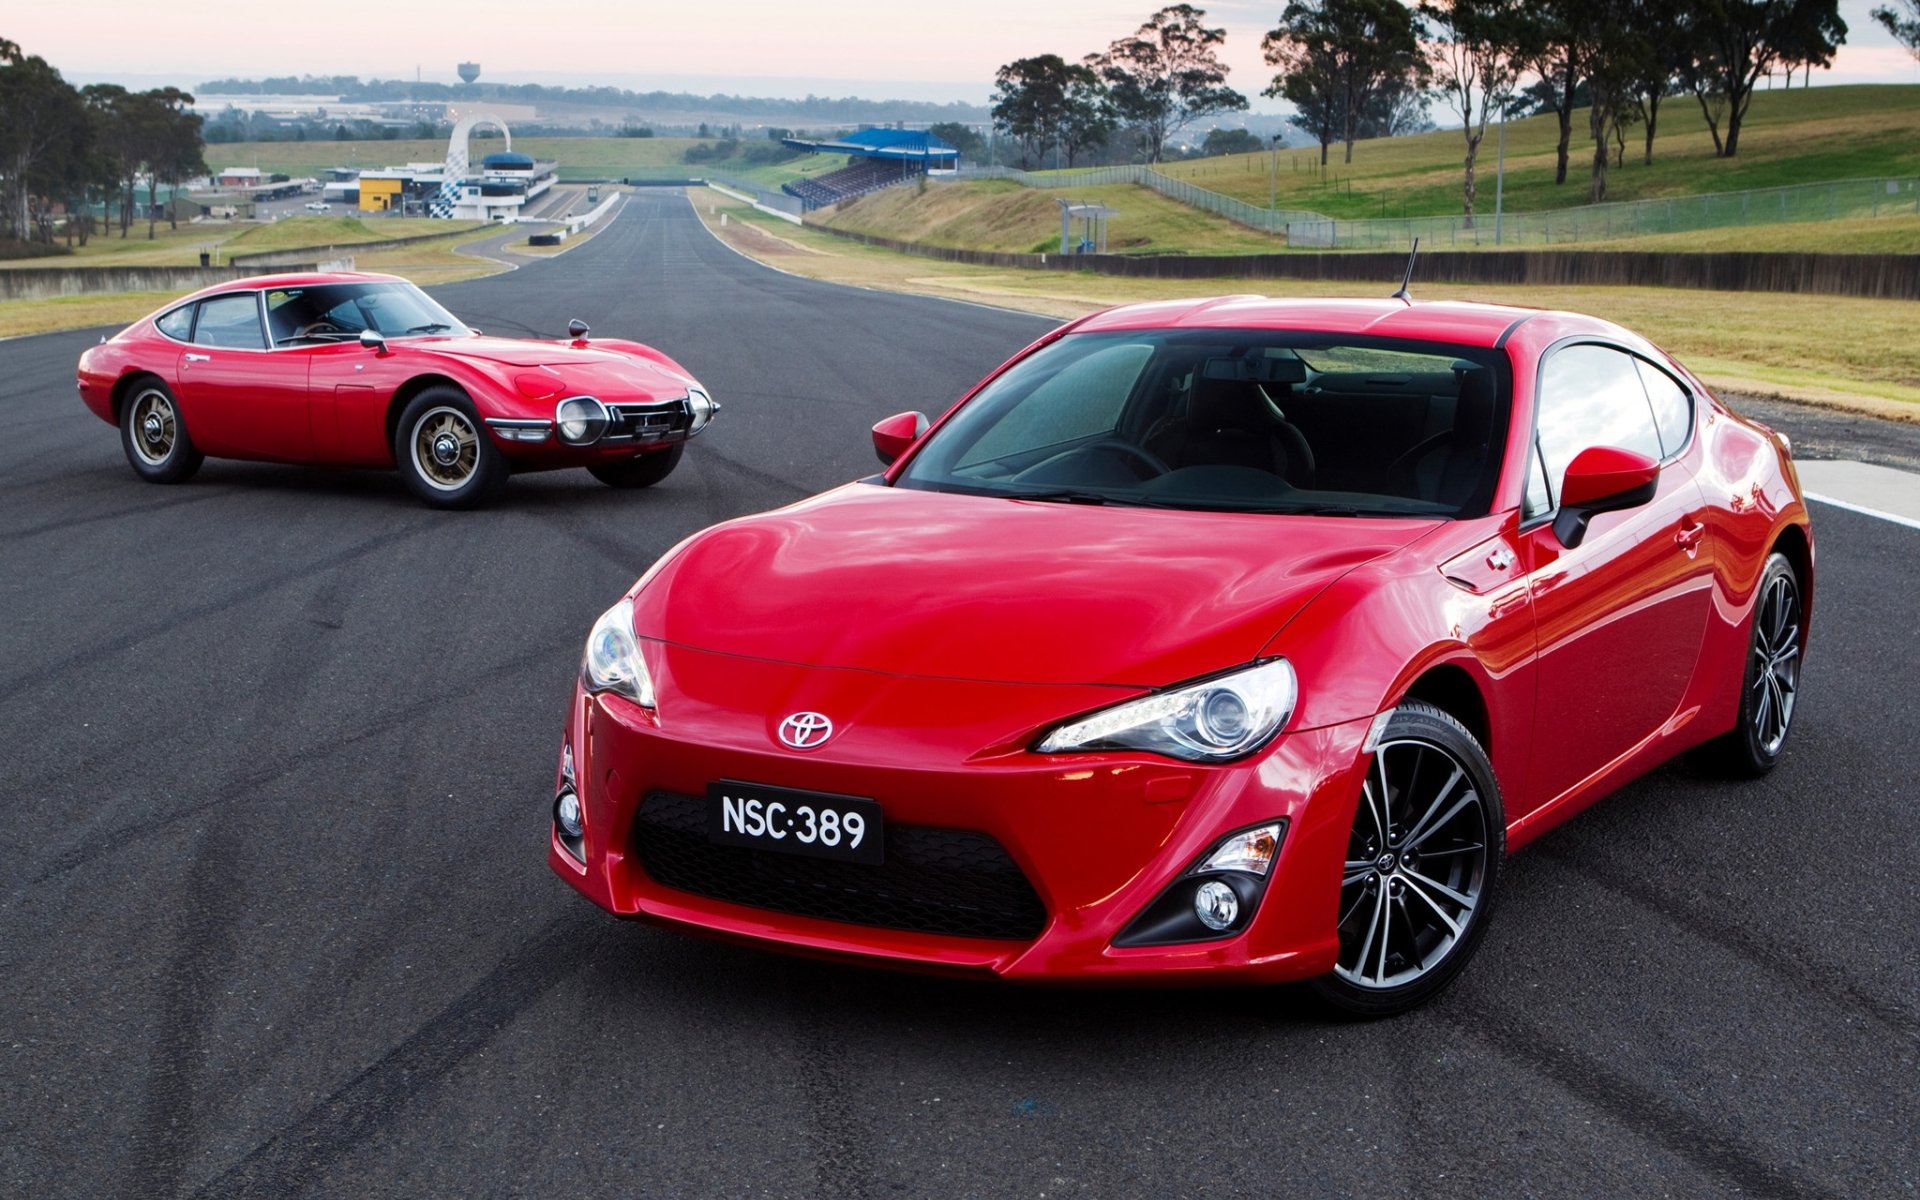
[1750,569,1801,756]
[1334,737,1491,991]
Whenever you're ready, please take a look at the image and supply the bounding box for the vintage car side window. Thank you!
[154,305,193,342]
[192,294,267,350]
[1634,358,1694,460]
[1535,344,1663,508]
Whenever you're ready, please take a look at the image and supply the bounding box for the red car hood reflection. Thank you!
[631,483,1441,688]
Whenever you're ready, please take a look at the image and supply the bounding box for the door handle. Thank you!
[183,353,211,363]
[1675,523,1705,551]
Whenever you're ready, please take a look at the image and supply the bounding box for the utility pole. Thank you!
[1269,135,1281,234]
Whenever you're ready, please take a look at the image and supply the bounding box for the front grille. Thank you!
[631,790,1048,941]
[605,401,689,443]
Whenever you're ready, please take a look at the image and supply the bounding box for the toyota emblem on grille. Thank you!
[778,711,834,750]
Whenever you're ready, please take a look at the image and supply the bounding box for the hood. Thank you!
[630,483,1439,688]
[419,337,690,402]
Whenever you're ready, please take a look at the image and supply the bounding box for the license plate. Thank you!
[707,781,885,865]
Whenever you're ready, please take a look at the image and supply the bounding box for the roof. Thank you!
[781,127,959,162]
[1070,296,1574,348]
[176,271,409,302]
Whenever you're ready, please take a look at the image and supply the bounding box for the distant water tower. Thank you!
[457,62,481,84]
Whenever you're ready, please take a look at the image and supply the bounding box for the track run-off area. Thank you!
[2,192,1914,1198]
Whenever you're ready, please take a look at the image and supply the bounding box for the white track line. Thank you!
[1804,492,1920,532]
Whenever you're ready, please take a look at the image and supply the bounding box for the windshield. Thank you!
[897,329,1511,518]
[262,282,470,346]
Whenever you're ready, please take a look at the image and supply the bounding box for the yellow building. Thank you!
[358,176,404,212]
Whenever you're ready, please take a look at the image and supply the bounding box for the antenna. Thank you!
[1391,237,1421,303]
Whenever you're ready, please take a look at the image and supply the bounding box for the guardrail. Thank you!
[801,222,1920,300]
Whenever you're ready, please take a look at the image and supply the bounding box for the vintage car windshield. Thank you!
[897,329,1512,518]
[262,282,470,346]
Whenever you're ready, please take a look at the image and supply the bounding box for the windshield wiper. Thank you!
[1006,489,1116,505]
[405,322,454,334]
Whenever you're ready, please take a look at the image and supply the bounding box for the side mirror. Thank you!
[872,411,930,466]
[567,318,590,343]
[359,329,388,354]
[1554,446,1659,548]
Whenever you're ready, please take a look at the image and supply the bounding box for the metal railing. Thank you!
[961,165,1920,250]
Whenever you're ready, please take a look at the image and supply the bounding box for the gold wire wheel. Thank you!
[410,406,479,491]
[129,389,177,466]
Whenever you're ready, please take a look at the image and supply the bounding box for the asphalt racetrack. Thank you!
[2,192,1914,1198]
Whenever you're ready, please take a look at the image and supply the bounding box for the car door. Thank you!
[173,293,312,461]
[1519,342,1714,810]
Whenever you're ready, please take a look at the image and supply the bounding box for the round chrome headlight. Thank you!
[555,395,609,445]
[686,387,715,435]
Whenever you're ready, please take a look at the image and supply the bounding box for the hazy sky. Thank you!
[9,0,1917,107]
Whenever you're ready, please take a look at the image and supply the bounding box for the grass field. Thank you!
[1150,84,1920,221]
[695,188,1920,417]
[816,178,1287,255]
[3,216,490,270]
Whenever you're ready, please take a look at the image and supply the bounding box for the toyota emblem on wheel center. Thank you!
[778,711,834,749]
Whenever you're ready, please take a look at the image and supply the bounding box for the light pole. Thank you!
[1493,101,1507,246]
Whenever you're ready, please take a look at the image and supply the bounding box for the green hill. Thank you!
[1152,83,1920,221]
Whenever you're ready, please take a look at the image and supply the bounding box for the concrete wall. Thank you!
[0,264,321,302]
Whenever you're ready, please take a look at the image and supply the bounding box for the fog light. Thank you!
[555,790,584,839]
[1193,879,1239,931]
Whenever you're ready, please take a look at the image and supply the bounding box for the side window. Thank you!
[1634,358,1694,459]
[956,341,1152,468]
[192,294,267,350]
[154,305,193,341]
[1534,344,1662,508]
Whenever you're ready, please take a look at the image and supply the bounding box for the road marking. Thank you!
[1797,459,1920,530]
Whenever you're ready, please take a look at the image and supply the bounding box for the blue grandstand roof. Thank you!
[780,127,959,162]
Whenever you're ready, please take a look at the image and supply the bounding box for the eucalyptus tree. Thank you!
[1089,5,1247,163]
[1420,0,1525,227]
[1876,0,1920,59]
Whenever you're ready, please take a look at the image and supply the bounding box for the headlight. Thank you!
[1035,659,1296,762]
[581,599,655,708]
[686,386,717,434]
[555,395,609,445]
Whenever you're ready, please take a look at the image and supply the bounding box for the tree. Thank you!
[992,55,1099,168]
[1201,127,1265,155]
[143,88,206,232]
[1057,70,1116,167]
[1686,0,1846,157]
[1262,0,1424,168]
[1421,0,1524,227]
[1564,0,1652,202]
[1090,5,1247,163]
[928,122,986,163]
[1263,6,1344,166]
[1508,0,1584,186]
[1876,0,1920,59]
[0,44,89,242]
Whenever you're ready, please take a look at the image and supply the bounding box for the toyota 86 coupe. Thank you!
[549,295,1811,1016]
[76,272,718,508]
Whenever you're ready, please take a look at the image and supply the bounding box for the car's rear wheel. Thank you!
[1309,701,1504,1018]
[588,443,683,489]
[394,388,507,509]
[119,379,203,484]
[1690,552,1802,778]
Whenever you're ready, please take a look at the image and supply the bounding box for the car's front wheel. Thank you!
[1309,701,1504,1018]
[1690,551,1802,778]
[588,443,683,489]
[394,388,508,509]
[119,378,204,484]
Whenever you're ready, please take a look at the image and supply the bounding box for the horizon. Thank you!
[8,0,1918,116]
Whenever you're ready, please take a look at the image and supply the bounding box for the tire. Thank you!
[393,388,508,510]
[588,443,684,489]
[119,378,203,484]
[1688,552,1802,779]
[1308,701,1505,1018]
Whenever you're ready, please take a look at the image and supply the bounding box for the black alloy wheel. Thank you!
[1692,551,1803,778]
[1310,701,1504,1018]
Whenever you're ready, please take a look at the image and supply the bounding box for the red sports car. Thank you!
[550,295,1811,1016]
[76,272,717,508]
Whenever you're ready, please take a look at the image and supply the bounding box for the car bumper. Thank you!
[547,642,1369,985]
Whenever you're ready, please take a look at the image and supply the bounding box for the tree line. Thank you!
[0,38,207,246]
[992,0,1866,223]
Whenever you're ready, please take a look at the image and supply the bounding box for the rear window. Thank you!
[154,306,193,341]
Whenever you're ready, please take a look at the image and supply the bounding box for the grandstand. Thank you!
[780,128,958,211]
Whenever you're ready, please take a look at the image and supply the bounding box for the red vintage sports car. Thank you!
[76,272,717,508]
[550,295,1811,1016]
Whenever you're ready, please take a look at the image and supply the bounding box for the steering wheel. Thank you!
[295,320,347,338]
[1082,437,1171,479]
